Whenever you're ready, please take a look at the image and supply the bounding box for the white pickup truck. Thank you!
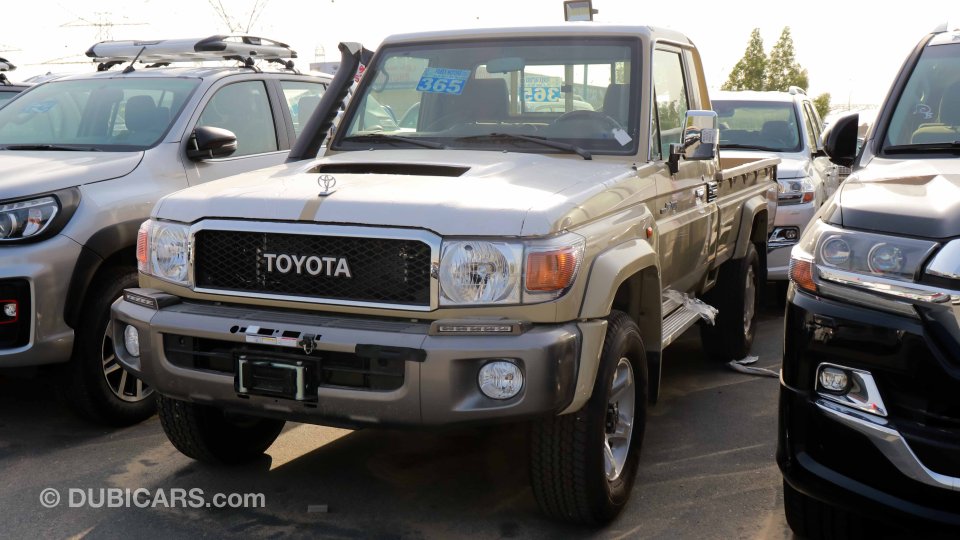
[112,26,778,524]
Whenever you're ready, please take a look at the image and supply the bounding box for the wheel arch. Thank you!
[576,239,663,406]
[64,219,141,329]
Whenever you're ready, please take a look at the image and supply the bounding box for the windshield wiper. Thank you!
[719,143,785,152]
[342,133,446,150]
[455,133,592,160]
[3,144,101,152]
[885,142,960,154]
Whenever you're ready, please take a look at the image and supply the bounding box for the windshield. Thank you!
[712,99,802,152]
[885,43,960,149]
[335,37,640,155]
[0,77,200,151]
[0,90,20,108]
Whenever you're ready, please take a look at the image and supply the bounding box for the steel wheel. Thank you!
[101,320,152,403]
[743,264,757,336]
[604,357,636,481]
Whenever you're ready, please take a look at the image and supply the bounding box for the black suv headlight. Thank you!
[790,219,946,312]
[0,188,81,243]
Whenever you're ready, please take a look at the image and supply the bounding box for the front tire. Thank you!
[530,310,648,525]
[700,243,761,361]
[64,266,156,426]
[157,395,285,465]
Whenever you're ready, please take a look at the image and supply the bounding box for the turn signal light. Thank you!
[526,247,579,291]
[790,257,816,293]
[136,221,149,271]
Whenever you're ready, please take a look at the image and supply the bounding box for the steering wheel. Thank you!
[553,110,623,132]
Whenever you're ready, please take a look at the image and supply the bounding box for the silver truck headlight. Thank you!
[137,219,192,286]
[0,196,59,241]
[439,241,522,305]
[777,177,815,204]
[438,234,585,306]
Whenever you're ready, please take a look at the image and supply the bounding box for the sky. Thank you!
[3,0,959,109]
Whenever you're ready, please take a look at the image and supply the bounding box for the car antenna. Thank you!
[122,46,147,74]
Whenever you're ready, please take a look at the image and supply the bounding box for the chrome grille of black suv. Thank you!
[193,230,432,306]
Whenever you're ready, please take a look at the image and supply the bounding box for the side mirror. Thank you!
[186,126,237,161]
[668,110,719,175]
[822,113,859,168]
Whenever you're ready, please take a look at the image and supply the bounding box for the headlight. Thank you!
[778,178,815,204]
[438,234,584,306]
[0,196,60,241]
[790,219,938,298]
[137,219,192,286]
[439,241,522,305]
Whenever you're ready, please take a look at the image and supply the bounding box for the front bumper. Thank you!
[778,287,960,531]
[767,200,816,280]
[112,289,589,427]
[0,234,83,367]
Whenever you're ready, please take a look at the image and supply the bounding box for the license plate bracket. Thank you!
[236,355,316,401]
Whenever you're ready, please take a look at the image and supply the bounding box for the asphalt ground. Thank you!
[0,299,791,539]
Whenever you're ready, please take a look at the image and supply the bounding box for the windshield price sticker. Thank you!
[523,86,561,102]
[416,68,471,95]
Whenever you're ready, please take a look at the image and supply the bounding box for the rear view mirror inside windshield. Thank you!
[486,57,525,73]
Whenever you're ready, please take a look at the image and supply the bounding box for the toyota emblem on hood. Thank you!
[318,174,337,197]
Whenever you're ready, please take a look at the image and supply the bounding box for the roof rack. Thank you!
[788,86,806,96]
[85,35,298,72]
[0,57,15,85]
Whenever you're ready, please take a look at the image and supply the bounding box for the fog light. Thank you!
[2,302,16,318]
[478,360,523,399]
[123,325,140,357]
[818,366,848,393]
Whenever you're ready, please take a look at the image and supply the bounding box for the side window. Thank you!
[804,102,824,147]
[197,81,278,157]
[652,50,689,160]
[800,102,818,151]
[280,81,326,138]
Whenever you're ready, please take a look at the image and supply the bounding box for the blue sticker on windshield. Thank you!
[22,101,57,113]
[416,67,470,95]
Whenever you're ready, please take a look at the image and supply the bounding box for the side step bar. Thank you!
[661,301,702,349]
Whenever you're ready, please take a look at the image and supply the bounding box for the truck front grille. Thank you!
[193,230,432,307]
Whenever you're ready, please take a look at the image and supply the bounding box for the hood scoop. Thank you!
[312,163,469,177]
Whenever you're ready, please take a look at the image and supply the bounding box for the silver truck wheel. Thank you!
[604,357,636,481]
[63,267,157,426]
[743,264,757,336]
[530,310,647,525]
[100,320,152,403]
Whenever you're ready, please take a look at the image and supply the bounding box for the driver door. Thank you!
[651,47,716,294]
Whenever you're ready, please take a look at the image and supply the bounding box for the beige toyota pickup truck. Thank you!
[112,26,778,524]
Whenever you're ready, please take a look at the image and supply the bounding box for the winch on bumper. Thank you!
[111,288,586,427]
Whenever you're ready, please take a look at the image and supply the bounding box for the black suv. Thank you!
[779,27,960,537]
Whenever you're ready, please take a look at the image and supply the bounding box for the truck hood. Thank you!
[0,151,143,199]
[156,150,635,236]
[833,157,960,239]
[720,149,809,179]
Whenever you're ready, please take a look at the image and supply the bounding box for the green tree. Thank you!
[813,93,831,120]
[765,27,809,91]
[722,28,766,91]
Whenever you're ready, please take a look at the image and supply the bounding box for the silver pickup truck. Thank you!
[112,25,777,524]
